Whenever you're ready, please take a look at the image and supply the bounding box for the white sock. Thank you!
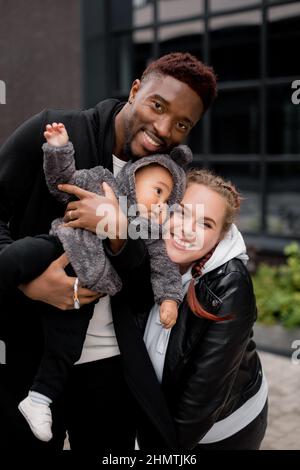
[29,391,52,406]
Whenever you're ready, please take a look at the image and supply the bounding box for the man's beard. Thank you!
[123,116,137,161]
[123,114,172,161]
[123,139,135,161]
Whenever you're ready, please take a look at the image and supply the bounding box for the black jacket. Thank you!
[106,237,263,450]
[0,99,123,384]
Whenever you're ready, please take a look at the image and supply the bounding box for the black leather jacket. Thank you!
[107,237,264,450]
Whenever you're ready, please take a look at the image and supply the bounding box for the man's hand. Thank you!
[19,253,102,310]
[59,182,128,253]
[60,184,105,234]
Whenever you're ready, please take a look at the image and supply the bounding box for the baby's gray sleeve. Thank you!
[146,239,183,305]
[43,141,106,205]
[52,219,122,295]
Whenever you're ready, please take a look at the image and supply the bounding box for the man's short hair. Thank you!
[141,52,217,114]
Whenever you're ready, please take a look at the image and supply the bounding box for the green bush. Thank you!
[252,242,300,328]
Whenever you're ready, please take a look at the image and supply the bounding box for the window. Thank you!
[210,0,259,12]
[158,20,204,57]
[133,29,155,79]
[103,0,300,246]
[210,10,261,81]
[210,89,260,154]
[133,0,154,27]
[267,3,300,78]
[267,85,300,155]
[267,163,300,236]
[158,0,203,21]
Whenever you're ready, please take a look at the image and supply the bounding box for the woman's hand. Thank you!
[59,182,128,252]
[19,253,102,310]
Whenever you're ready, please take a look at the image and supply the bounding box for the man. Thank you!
[0,52,217,452]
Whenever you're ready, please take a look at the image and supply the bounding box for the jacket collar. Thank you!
[201,224,248,278]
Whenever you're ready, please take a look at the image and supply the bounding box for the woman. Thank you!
[102,168,268,450]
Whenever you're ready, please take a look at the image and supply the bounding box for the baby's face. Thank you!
[135,164,173,223]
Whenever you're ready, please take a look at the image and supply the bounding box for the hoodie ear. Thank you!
[170,145,193,166]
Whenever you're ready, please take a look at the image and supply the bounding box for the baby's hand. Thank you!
[159,300,178,329]
[44,122,69,147]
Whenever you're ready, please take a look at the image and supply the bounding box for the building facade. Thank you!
[1,0,299,254]
[0,0,82,145]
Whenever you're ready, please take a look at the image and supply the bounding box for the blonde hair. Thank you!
[186,168,241,236]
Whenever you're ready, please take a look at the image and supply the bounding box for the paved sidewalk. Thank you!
[259,350,300,450]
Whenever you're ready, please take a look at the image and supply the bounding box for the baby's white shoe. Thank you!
[18,396,53,442]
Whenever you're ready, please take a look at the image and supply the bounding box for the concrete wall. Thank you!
[0,0,82,145]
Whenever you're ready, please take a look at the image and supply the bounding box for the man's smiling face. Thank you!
[123,74,204,159]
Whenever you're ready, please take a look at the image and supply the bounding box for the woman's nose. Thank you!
[183,217,197,238]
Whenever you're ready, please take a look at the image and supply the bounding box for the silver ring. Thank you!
[73,277,80,309]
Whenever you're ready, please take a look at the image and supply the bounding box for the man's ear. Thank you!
[129,79,141,102]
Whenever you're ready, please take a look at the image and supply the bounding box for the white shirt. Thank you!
[76,154,127,364]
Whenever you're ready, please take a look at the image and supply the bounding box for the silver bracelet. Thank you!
[73,277,80,309]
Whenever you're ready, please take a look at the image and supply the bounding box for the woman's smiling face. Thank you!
[165,183,227,272]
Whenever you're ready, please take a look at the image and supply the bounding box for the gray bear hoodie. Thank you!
[42,141,192,304]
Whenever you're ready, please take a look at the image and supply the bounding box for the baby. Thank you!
[0,123,192,442]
